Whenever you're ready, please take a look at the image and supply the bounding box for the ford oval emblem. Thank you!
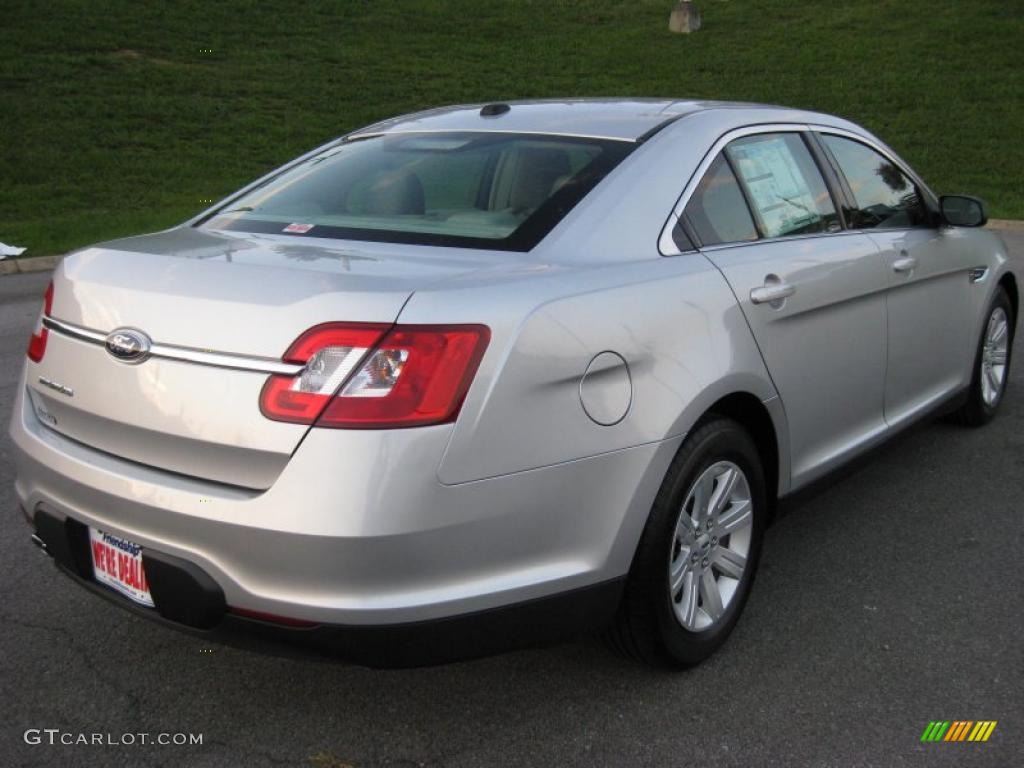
[104,328,152,364]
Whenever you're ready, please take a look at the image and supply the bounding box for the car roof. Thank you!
[348,98,814,143]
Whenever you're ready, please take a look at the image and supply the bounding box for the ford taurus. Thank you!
[11,99,1017,667]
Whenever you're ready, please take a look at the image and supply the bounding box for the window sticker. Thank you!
[728,137,822,238]
[282,223,314,234]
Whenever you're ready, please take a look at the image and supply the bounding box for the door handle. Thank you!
[892,255,918,274]
[750,280,796,306]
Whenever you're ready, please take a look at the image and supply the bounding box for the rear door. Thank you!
[815,132,975,426]
[684,129,890,486]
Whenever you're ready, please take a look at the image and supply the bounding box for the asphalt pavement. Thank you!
[1,233,1022,768]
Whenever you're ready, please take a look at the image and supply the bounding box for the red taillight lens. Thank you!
[260,323,490,429]
[26,281,54,363]
[259,323,390,424]
[321,324,490,428]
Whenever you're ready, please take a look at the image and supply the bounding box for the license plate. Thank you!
[89,528,154,607]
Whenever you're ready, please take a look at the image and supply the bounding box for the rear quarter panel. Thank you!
[398,255,781,485]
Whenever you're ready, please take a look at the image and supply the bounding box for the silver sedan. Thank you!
[11,99,1017,667]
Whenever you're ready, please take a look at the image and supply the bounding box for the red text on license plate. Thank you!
[89,528,154,607]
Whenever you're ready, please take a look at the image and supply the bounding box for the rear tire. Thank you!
[605,417,766,667]
[950,288,1014,427]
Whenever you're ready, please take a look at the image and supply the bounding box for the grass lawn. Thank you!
[1,0,1021,257]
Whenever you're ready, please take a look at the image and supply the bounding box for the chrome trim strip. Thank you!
[697,229,868,255]
[146,344,304,375]
[43,316,303,376]
[43,316,107,344]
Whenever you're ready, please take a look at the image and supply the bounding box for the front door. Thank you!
[817,133,975,427]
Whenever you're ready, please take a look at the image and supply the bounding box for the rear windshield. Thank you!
[199,132,634,251]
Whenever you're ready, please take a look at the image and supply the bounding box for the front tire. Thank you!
[951,288,1014,427]
[605,418,766,667]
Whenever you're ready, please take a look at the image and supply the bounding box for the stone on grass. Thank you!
[668,2,701,34]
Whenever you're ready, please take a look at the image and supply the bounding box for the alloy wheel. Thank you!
[980,306,1010,406]
[668,461,753,631]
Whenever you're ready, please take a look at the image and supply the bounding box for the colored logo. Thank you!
[921,721,997,742]
[104,328,151,364]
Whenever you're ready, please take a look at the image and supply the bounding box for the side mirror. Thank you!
[940,195,988,228]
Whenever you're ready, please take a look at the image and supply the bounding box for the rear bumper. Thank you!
[10,374,680,647]
[33,506,623,667]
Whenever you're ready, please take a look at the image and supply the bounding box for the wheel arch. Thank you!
[702,392,782,522]
[998,271,1018,325]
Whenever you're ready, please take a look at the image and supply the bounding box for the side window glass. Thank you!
[671,220,696,252]
[683,155,758,246]
[725,133,840,238]
[820,135,929,230]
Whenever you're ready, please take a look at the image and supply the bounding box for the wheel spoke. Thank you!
[989,318,1008,344]
[679,571,699,627]
[717,499,752,535]
[712,546,747,580]
[708,467,738,517]
[985,365,1002,395]
[675,511,696,544]
[691,473,713,523]
[990,349,1007,366]
[700,571,724,620]
[669,553,690,596]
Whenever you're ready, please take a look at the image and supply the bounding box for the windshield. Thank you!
[199,132,634,251]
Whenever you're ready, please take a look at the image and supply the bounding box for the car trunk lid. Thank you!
[26,227,490,488]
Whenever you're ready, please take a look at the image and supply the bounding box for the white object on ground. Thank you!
[0,242,27,259]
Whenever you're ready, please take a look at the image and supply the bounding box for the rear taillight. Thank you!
[260,323,489,429]
[26,281,54,363]
[259,323,390,424]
